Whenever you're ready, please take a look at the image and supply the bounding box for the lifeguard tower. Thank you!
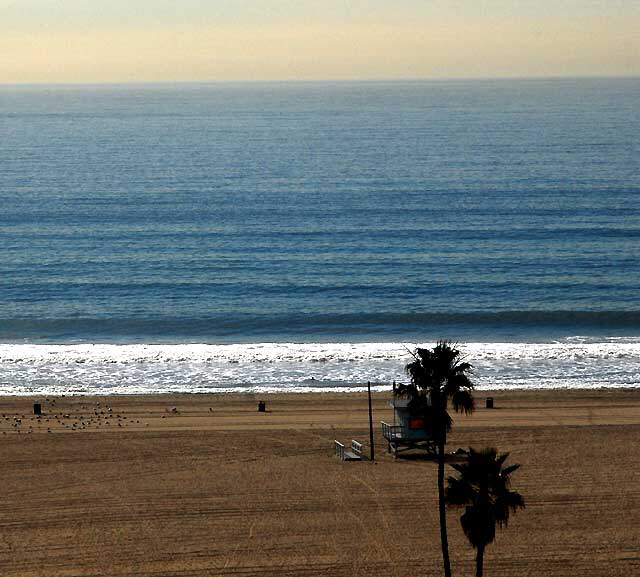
[381,383,436,456]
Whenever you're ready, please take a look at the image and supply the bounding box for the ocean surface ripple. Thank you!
[2,79,639,394]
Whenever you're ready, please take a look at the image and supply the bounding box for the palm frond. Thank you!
[451,389,475,415]
[501,463,521,477]
[495,452,509,467]
[461,507,496,548]
[445,477,476,505]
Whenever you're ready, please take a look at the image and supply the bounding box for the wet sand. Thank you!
[1,389,639,576]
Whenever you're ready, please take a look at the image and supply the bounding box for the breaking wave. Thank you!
[1,338,639,395]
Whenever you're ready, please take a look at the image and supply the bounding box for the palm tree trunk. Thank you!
[475,544,485,577]
[437,436,452,577]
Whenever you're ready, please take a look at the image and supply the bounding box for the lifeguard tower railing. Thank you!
[381,421,405,442]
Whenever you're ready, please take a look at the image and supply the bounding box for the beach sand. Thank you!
[1,389,639,576]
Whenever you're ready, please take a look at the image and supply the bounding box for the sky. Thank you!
[1,0,639,83]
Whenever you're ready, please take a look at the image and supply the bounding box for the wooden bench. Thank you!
[334,439,363,461]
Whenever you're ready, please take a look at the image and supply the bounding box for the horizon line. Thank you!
[1,73,639,88]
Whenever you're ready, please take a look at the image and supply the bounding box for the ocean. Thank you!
[1,78,639,394]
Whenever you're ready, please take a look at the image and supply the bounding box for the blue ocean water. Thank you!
[1,78,639,393]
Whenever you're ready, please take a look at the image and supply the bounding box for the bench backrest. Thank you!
[351,440,362,455]
[334,440,345,459]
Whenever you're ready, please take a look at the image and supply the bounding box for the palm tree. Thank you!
[445,448,525,577]
[405,341,475,577]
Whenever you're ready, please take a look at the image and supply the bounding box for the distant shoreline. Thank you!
[2,384,640,399]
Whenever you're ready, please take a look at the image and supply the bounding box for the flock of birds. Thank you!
[0,398,168,434]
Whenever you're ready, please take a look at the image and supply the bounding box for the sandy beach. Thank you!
[1,389,639,577]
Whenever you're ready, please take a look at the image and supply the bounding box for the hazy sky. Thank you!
[2,1,639,83]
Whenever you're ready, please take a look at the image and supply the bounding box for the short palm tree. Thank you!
[445,447,525,577]
[405,341,475,577]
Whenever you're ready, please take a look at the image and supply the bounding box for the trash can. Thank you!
[258,401,266,412]
[33,403,42,415]
[486,397,494,409]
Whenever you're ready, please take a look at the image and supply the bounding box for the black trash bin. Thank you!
[486,397,494,409]
[258,401,266,412]
[33,403,42,415]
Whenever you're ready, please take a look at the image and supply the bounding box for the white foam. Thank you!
[1,340,639,395]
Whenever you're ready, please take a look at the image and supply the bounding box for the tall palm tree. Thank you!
[445,447,525,577]
[405,341,475,577]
